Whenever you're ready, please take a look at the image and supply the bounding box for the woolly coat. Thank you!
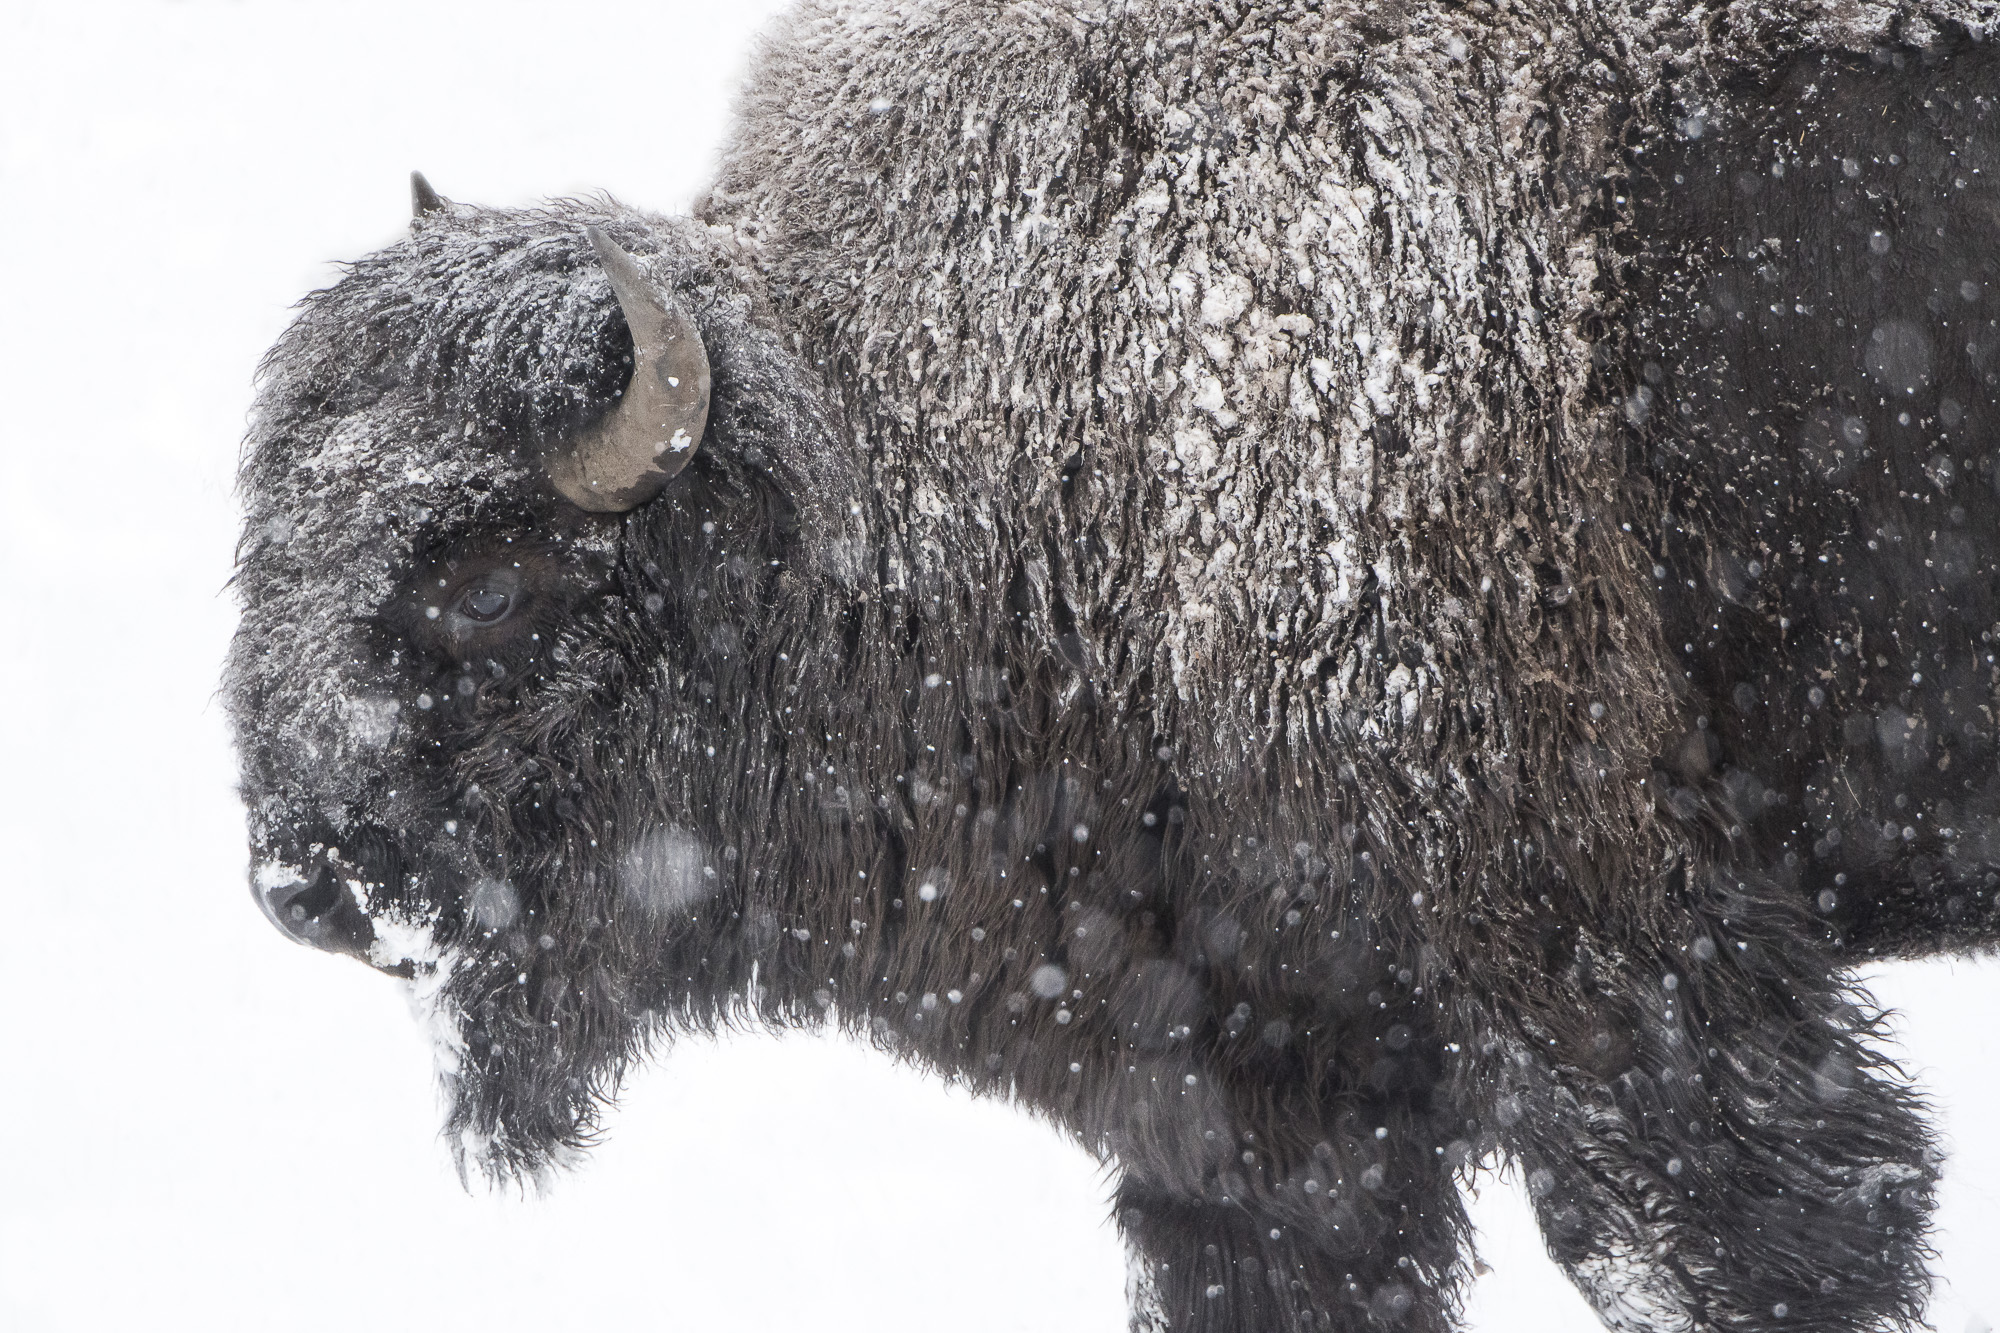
[226,3,2000,1331]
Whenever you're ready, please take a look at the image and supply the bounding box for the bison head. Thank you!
[226,184,856,1180]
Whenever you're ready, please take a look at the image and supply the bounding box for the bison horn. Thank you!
[541,227,711,513]
[411,171,448,219]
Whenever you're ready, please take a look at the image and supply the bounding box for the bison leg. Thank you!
[1111,1091,1471,1332]
[1478,871,1936,1332]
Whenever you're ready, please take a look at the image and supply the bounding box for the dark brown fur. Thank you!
[228,4,2000,1330]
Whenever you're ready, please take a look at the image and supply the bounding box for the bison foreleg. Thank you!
[1111,1094,1472,1333]
[1478,870,1936,1332]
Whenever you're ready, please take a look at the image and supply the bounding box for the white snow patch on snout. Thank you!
[368,906,445,973]
[253,859,307,892]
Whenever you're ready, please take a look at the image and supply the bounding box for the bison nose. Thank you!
[254,861,377,961]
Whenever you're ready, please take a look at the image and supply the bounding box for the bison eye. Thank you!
[396,549,564,662]
[458,587,513,623]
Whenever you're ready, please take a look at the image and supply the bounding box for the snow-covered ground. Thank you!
[0,4,1991,1330]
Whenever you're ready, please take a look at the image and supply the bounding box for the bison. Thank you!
[227,2,2000,1330]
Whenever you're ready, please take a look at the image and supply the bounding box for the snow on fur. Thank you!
[230,3,2000,1330]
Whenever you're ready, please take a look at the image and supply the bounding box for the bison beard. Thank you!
[227,3,2000,1331]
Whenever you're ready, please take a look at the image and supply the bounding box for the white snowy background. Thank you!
[0,3,1992,1331]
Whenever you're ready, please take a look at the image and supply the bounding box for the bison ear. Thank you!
[411,171,448,221]
[539,227,712,513]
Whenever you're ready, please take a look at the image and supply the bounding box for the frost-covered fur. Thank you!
[228,2,2000,1331]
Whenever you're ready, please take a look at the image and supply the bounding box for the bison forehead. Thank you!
[244,401,528,580]
[253,210,634,448]
[235,211,665,572]
[283,402,529,516]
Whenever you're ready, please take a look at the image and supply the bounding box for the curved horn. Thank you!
[541,227,711,513]
[411,171,448,219]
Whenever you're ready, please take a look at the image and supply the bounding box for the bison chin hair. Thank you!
[431,954,649,1191]
[421,822,738,1189]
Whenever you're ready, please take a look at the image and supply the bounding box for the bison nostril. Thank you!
[279,869,343,925]
[255,858,378,962]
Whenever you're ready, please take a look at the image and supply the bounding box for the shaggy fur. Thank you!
[227,2,2000,1331]
[1624,34,2000,960]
